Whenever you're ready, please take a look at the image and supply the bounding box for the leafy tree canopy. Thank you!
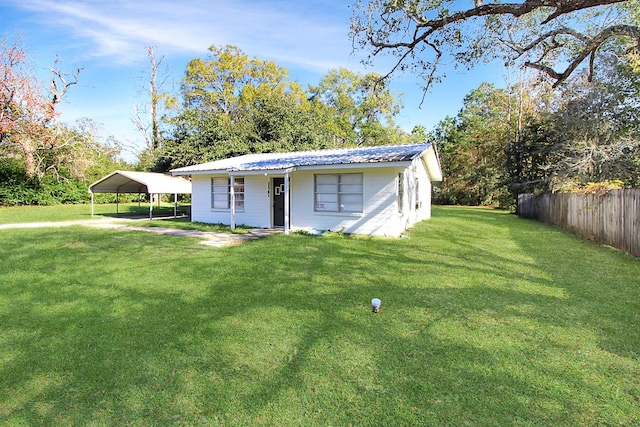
[350,0,639,91]
[154,47,412,170]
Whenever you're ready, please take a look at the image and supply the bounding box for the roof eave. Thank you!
[420,144,443,182]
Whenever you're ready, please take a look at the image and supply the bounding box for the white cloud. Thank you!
[8,0,357,72]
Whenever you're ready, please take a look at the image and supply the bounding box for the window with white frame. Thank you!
[233,177,245,212]
[314,173,363,213]
[211,177,229,209]
[211,177,244,210]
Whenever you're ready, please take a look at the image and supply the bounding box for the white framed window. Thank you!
[314,173,363,213]
[211,177,230,209]
[233,177,245,212]
[211,177,245,210]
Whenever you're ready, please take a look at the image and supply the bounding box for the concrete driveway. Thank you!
[0,218,282,247]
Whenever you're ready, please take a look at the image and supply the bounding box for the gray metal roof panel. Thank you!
[172,143,431,174]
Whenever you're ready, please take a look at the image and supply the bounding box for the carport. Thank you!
[89,171,192,219]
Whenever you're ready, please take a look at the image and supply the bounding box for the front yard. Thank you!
[0,206,638,425]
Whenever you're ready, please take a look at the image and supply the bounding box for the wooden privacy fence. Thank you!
[518,189,640,257]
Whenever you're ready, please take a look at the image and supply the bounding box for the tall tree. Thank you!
[433,83,511,205]
[0,36,81,180]
[537,55,640,187]
[132,45,173,154]
[307,67,403,146]
[157,46,341,170]
[432,79,549,206]
[350,0,638,90]
[181,45,291,120]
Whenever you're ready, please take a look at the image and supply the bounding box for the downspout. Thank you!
[229,174,236,231]
[284,170,290,235]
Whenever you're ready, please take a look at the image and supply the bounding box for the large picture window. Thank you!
[314,173,363,213]
[211,177,244,210]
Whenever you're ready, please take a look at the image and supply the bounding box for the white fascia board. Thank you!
[235,167,296,176]
[172,169,228,176]
[421,146,443,182]
[296,161,412,172]
[172,167,297,176]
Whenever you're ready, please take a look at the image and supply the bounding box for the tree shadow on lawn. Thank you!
[439,207,640,353]
[504,214,640,358]
[1,223,639,425]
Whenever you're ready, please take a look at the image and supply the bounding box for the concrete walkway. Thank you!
[0,218,282,247]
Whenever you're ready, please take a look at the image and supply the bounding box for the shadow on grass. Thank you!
[1,213,639,425]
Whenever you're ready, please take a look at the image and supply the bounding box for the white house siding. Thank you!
[289,167,405,237]
[190,175,220,223]
[189,159,432,236]
[235,174,271,228]
[190,174,271,227]
[397,157,433,231]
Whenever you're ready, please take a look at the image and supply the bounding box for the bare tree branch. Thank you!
[352,0,634,90]
[524,24,640,86]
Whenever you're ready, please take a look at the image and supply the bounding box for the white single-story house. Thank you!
[171,143,442,237]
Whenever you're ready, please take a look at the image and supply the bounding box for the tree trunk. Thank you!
[20,139,39,180]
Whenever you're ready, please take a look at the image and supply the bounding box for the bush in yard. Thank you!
[0,158,92,205]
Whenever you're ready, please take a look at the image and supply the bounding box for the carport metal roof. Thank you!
[89,170,192,195]
[88,171,192,219]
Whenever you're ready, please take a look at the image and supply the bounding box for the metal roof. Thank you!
[171,143,436,174]
[88,171,192,194]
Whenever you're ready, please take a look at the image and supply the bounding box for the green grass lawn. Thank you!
[0,202,190,224]
[0,206,638,425]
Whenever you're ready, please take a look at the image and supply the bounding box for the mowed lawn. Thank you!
[0,206,638,425]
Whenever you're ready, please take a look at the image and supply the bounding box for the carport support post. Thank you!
[174,193,178,218]
[90,192,94,217]
[149,194,153,220]
[229,174,236,231]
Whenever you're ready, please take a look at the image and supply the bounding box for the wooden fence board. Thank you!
[518,189,640,257]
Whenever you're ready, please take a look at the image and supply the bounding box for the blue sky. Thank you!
[1,0,504,162]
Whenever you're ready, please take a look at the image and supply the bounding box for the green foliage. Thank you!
[307,67,403,146]
[153,47,413,171]
[0,158,86,205]
[550,179,626,195]
[351,0,638,91]
[181,45,293,118]
[0,120,129,206]
[431,84,512,207]
[432,57,640,207]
